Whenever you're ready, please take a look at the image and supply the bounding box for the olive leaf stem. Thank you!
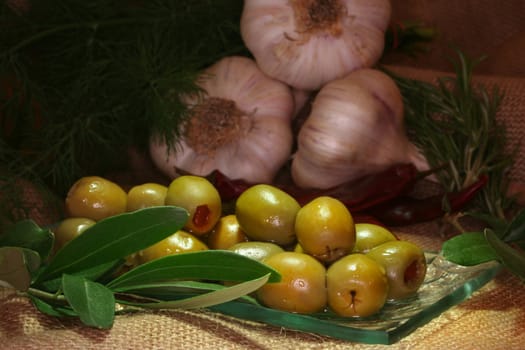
[24,287,67,303]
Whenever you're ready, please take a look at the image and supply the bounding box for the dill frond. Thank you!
[0,0,248,198]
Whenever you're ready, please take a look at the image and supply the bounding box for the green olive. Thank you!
[127,183,168,211]
[235,184,300,246]
[165,175,222,236]
[65,176,127,221]
[257,252,327,314]
[138,230,208,264]
[293,242,304,253]
[366,240,427,300]
[207,214,249,250]
[326,253,389,317]
[352,223,397,253]
[53,217,96,251]
[228,241,284,262]
[295,196,355,264]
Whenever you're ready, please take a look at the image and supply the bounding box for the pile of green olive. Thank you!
[55,175,427,318]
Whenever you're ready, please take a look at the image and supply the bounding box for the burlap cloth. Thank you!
[2,1,525,349]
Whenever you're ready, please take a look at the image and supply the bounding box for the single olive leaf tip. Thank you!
[441,231,499,266]
[62,274,115,329]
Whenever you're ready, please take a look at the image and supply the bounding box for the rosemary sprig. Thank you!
[386,51,515,221]
[385,52,525,281]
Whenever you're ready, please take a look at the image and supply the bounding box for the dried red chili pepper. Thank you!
[366,174,489,226]
[209,163,420,212]
[351,213,388,227]
[208,170,252,201]
[290,163,419,211]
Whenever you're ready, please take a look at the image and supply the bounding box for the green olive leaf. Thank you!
[465,211,508,233]
[116,274,270,310]
[0,220,54,260]
[28,295,78,318]
[114,280,226,297]
[441,231,499,266]
[62,274,115,329]
[35,206,189,283]
[37,259,124,293]
[501,208,525,243]
[485,229,525,281]
[113,280,259,305]
[107,250,280,292]
[0,247,41,291]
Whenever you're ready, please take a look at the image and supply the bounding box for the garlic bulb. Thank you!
[240,0,391,90]
[291,68,429,189]
[149,56,295,184]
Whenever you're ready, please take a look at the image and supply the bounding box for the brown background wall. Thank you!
[385,0,525,76]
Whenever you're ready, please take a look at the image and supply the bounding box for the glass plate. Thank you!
[208,252,501,345]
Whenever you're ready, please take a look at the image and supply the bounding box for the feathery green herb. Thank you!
[0,0,247,197]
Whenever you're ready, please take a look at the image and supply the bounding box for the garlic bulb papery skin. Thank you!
[240,0,391,90]
[291,88,314,119]
[291,68,429,189]
[149,56,295,184]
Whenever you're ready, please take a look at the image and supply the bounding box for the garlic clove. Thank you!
[291,68,429,189]
[149,56,295,184]
[241,0,392,90]
[342,69,405,127]
[225,117,294,182]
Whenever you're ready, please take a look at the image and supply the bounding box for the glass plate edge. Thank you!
[208,263,502,345]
